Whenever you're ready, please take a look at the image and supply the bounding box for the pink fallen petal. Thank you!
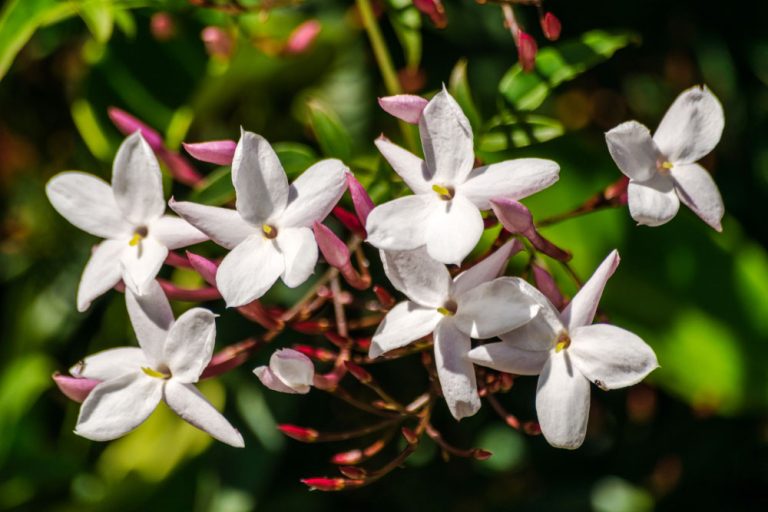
[378,95,429,124]
[284,20,321,55]
[531,263,565,310]
[346,173,375,228]
[53,372,100,403]
[108,108,164,151]
[313,222,350,269]
[183,140,237,166]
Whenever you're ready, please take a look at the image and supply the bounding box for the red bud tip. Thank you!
[413,0,447,29]
[278,424,319,442]
[346,173,375,228]
[339,466,368,479]
[293,345,336,363]
[331,449,363,465]
[472,449,493,460]
[605,175,630,205]
[356,338,372,351]
[201,26,234,59]
[150,12,176,41]
[517,31,538,72]
[313,222,351,269]
[332,206,365,237]
[301,477,362,491]
[541,12,561,41]
[373,285,396,309]
[523,421,542,436]
[505,414,521,430]
[344,361,373,384]
[107,108,164,151]
[291,319,332,334]
[284,19,321,55]
[401,427,419,445]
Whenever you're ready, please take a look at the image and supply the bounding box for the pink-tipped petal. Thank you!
[378,95,429,124]
[346,173,374,227]
[53,373,100,403]
[186,251,219,286]
[183,140,237,166]
[313,221,350,269]
[108,108,164,151]
[284,20,321,55]
[490,197,533,234]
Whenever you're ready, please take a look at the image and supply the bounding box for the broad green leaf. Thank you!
[78,0,114,44]
[189,166,234,206]
[499,30,639,111]
[449,58,481,132]
[273,142,318,178]
[0,0,79,81]
[71,99,112,161]
[478,114,564,152]
[387,0,422,70]
[306,100,352,161]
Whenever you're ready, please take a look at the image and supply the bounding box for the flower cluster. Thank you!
[48,84,724,481]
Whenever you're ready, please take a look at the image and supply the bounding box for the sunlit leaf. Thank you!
[306,100,353,161]
[387,0,422,70]
[478,114,564,152]
[449,58,481,132]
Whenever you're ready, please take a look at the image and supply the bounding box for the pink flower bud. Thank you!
[413,0,447,29]
[373,285,396,309]
[183,140,237,166]
[201,26,234,59]
[185,251,219,286]
[377,95,429,124]
[284,20,321,55]
[401,427,419,445]
[531,263,565,310]
[301,477,360,491]
[490,197,533,234]
[540,12,562,41]
[150,12,176,41]
[344,361,373,384]
[332,206,365,237]
[107,108,164,151]
[517,31,538,72]
[346,173,375,228]
[52,373,100,403]
[313,222,351,269]
[293,345,337,363]
[158,278,221,302]
[254,348,315,394]
[472,449,493,460]
[279,424,320,442]
[331,449,363,465]
[339,466,367,479]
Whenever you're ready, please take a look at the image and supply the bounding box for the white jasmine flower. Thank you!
[468,250,658,449]
[605,85,725,230]
[171,130,348,307]
[254,348,315,394]
[366,87,560,265]
[371,242,539,420]
[71,280,244,447]
[46,132,208,311]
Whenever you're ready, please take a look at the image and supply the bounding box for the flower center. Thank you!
[431,184,455,201]
[262,224,278,239]
[141,366,171,379]
[554,332,571,353]
[129,226,149,246]
[437,299,458,316]
[657,160,674,173]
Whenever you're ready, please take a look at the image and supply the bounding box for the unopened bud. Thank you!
[531,263,565,310]
[344,361,373,384]
[293,345,337,363]
[332,206,365,236]
[347,173,375,228]
[413,0,447,29]
[52,373,100,403]
[540,12,561,41]
[373,285,396,309]
[339,466,367,479]
[517,31,538,72]
[377,95,428,124]
[254,348,315,394]
[301,477,362,491]
[523,421,542,436]
[291,319,332,334]
[278,424,319,442]
[313,222,350,269]
[108,108,164,151]
[284,20,321,55]
[150,12,176,41]
[401,427,419,445]
[331,449,363,465]
[201,26,234,59]
[183,140,237,165]
[472,448,493,460]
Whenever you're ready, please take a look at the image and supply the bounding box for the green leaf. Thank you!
[478,114,564,152]
[71,98,112,160]
[0,0,79,81]
[306,100,352,161]
[188,166,234,206]
[387,0,422,70]
[78,0,114,43]
[499,30,639,111]
[449,58,482,132]
[273,142,318,179]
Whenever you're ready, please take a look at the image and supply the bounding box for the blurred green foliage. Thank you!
[1,0,768,511]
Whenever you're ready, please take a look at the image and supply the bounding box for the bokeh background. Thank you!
[1,0,768,510]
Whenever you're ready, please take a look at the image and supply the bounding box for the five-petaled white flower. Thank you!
[605,85,725,230]
[46,132,208,311]
[171,130,348,307]
[366,88,560,265]
[371,242,539,419]
[468,250,658,449]
[71,280,244,447]
[254,348,315,394]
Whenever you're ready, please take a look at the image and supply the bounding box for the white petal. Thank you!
[433,320,480,420]
[76,240,124,312]
[150,215,209,250]
[451,240,519,297]
[468,342,549,375]
[112,132,165,224]
[46,172,129,239]
[366,195,436,251]
[369,301,442,358]
[75,371,162,441]
[125,280,173,367]
[535,350,591,449]
[627,174,680,227]
[232,130,288,225]
[268,348,314,393]
[561,250,619,331]
[169,199,257,250]
[70,347,148,381]
[653,85,725,164]
[460,158,560,210]
[605,121,661,182]
[425,194,483,265]
[165,308,217,383]
[277,227,318,288]
[163,380,244,447]
[216,236,284,307]
[374,138,432,194]
[498,278,564,350]
[121,236,169,295]
[419,88,474,185]
[670,163,724,231]
[569,324,659,390]
[254,366,300,394]
[453,277,539,339]
[279,159,348,228]
[380,247,451,308]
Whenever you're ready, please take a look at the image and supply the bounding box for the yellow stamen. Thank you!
[661,161,674,170]
[437,307,454,316]
[262,224,274,235]
[431,184,453,200]
[141,367,169,379]
[554,333,571,353]
[129,233,143,246]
